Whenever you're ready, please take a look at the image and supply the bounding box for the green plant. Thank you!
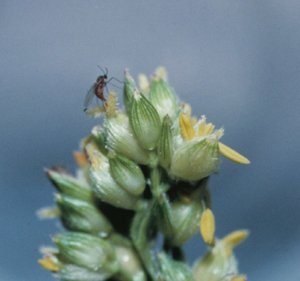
[38,67,250,281]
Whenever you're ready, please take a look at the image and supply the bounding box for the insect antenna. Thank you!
[97,65,108,76]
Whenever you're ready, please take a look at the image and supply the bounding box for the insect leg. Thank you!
[106,83,123,89]
[107,77,124,85]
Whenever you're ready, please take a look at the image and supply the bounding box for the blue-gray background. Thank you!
[1,1,300,280]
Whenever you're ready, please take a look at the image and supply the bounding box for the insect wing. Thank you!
[84,83,97,108]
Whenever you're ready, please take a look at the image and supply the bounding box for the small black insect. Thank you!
[84,66,122,111]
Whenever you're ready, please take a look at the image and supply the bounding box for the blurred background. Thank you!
[1,1,300,280]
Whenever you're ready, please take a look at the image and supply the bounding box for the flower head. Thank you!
[39,66,250,281]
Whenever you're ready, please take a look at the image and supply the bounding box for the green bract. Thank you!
[130,90,161,150]
[106,113,151,165]
[55,194,113,237]
[157,115,173,169]
[46,168,93,202]
[89,147,141,210]
[192,241,238,281]
[158,197,203,246]
[170,135,220,181]
[91,125,108,156]
[123,69,136,114]
[108,151,146,196]
[53,232,118,272]
[149,76,179,120]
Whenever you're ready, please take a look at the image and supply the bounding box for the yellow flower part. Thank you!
[181,103,192,117]
[138,73,149,95]
[182,103,197,124]
[105,90,118,117]
[38,257,59,272]
[85,142,103,170]
[73,151,88,167]
[221,229,249,257]
[218,142,250,164]
[231,274,247,281]
[85,105,106,117]
[36,206,61,219]
[196,116,216,137]
[182,195,192,205]
[80,135,93,150]
[84,90,118,118]
[179,113,250,164]
[179,113,196,140]
[200,208,215,247]
[155,66,168,82]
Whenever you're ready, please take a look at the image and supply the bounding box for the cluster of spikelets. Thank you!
[38,67,250,281]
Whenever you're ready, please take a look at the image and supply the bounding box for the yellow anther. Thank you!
[222,229,249,257]
[80,135,93,150]
[203,123,215,135]
[222,229,249,247]
[219,142,250,164]
[36,207,61,219]
[138,74,149,95]
[181,103,192,116]
[179,113,196,141]
[182,196,192,205]
[73,151,87,167]
[191,117,198,125]
[85,143,102,170]
[231,274,247,281]
[85,105,106,117]
[155,66,168,82]
[90,155,98,170]
[196,122,206,137]
[105,91,118,117]
[200,208,215,247]
[85,141,99,155]
[38,257,59,272]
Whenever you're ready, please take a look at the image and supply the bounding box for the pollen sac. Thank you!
[55,193,113,237]
[170,135,220,182]
[38,255,59,272]
[108,151,146,196]
[123,69,136,114]
[231,275,247,281]
[149,75,179,120]
[221,230,249,257]
[130,89,161,150]
[157,115,174,170]
[87,145,141,210]
[192,240,238,281]
[53,232,119,275]
[200,208,215,247]
[105,112,151,165]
